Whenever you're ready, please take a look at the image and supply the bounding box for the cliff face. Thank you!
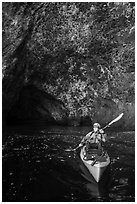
[5,85,135,130]
[92,98,135,130]
[6,85,69,125]
[3,3,134,131]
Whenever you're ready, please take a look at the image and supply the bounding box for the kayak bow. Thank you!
[80,146,110,182]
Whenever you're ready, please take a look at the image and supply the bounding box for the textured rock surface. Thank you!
[5,85,135,130]
[92,98,135,130]
[6,85,68,125]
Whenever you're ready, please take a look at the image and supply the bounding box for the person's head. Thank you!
[93,123,101,132]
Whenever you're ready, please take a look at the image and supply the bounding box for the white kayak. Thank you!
[80,146,110,183]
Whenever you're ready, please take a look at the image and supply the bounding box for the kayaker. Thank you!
[78,123,107,159]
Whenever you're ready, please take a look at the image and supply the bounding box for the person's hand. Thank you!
[99,129,104,134]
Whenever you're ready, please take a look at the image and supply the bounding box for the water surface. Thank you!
[3,124,135,201]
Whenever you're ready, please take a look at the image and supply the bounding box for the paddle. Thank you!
[65,113,124,152]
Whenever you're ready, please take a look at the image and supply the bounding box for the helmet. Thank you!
[93,123,101,128]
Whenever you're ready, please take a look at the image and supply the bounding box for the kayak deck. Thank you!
[80,146,110,182]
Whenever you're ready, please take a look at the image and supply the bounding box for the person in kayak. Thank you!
[78,123,107,159]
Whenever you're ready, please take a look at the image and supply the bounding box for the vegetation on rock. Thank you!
[2,2,135,127]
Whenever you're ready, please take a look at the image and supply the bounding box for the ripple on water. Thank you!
[2,127,135,202]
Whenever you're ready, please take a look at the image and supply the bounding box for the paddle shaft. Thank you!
[65,145,81,152]
[73,146,81,151]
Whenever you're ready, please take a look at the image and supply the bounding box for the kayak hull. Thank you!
[80,146,110,182]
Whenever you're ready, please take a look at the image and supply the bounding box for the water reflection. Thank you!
[2,125,135,202]
[79,157,111,201]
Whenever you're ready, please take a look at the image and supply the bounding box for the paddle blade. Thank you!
[108,113,124,126]
[65,148,74,152]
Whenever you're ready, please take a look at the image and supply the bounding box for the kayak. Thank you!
[80,146,110,183]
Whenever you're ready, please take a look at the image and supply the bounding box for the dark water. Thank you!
[3,124,135,202]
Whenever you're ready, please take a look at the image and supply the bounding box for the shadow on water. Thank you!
[78,155,111,202]
[2,124,135,201]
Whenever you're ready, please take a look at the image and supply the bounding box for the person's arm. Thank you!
[103,133,107,142]
[79,132,92,147]
[99,129,107,142]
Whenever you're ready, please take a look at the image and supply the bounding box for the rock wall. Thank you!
[92,97,135,130]
[6,85,68,125]
[5,85,135,130]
